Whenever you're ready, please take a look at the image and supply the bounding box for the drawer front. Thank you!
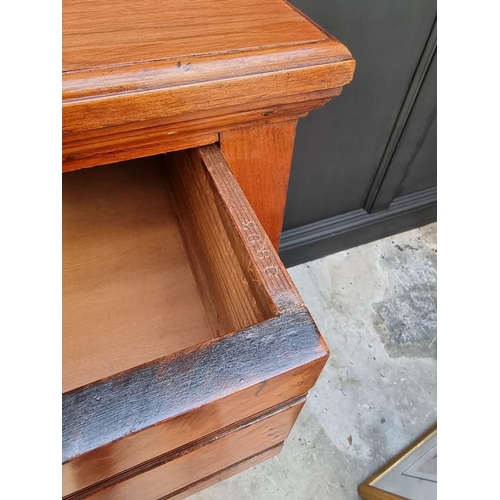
[167,444,283,500]
[63,365,319,497]
[71,400,303,500]
[63,144,328,498]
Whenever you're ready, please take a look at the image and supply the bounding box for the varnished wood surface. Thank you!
[62,89,340,172]
[167,444,283,500]
[197,144,303,313]
[63,247,326,466]
[63,365,320,497]
[63,0,328,71]
[75,401,303,500]
[63,0,352,100]
[62,157,212,393]
[62,0,355,170]
[63,144,328,467]
[62,1,350,495]
[220,121,297,250]
[63,57,353,135]
[166,148,271,337]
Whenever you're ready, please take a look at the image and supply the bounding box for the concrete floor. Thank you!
[191,223,437,500]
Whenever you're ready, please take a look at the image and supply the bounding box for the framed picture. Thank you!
[358,424,437,500]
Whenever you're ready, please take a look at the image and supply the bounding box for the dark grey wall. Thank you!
[280,0,437,266]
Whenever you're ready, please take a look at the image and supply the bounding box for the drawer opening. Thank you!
[63,150,278,394]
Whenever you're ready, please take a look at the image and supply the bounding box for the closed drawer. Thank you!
[62,144,328,498]
[68,400,303,500]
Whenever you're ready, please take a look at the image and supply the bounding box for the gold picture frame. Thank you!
[358,424,437,500]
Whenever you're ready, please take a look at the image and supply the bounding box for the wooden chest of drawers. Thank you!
[62,1,355,498]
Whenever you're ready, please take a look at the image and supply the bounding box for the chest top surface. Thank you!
[62,0,355,170]
[63,0,331,71]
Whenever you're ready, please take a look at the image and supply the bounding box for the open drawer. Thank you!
[62,145,329,499]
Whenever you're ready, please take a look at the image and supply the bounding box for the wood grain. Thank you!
[62,157,212,393]
[63,0,352,96]
[63,286,326,463]
[74,401,303,500]
[165,149,271,337]
[62,89,341,172]
[63,0,331,71]
[63,59,353,135]
[62,0,355,170]
[63,144,328,470]
[220,121,297,249]
[62,1,352,496]
[63,364,320,497]
[197,144,304,313]
[167,444,283,500]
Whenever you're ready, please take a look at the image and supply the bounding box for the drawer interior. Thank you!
[62,144,325,500]
[63,153,275,394]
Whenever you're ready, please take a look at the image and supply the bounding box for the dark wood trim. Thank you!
[280,187,436,267]
[62,309,324,463]
[65,397,304,500]
[63,358,322,497]
[63,142,329,467]
[62,143,329,499]
[363,18,437,213]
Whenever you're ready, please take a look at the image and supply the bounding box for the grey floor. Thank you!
[191,223,437,500]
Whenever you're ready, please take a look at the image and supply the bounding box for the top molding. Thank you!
[62,0,355,135]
